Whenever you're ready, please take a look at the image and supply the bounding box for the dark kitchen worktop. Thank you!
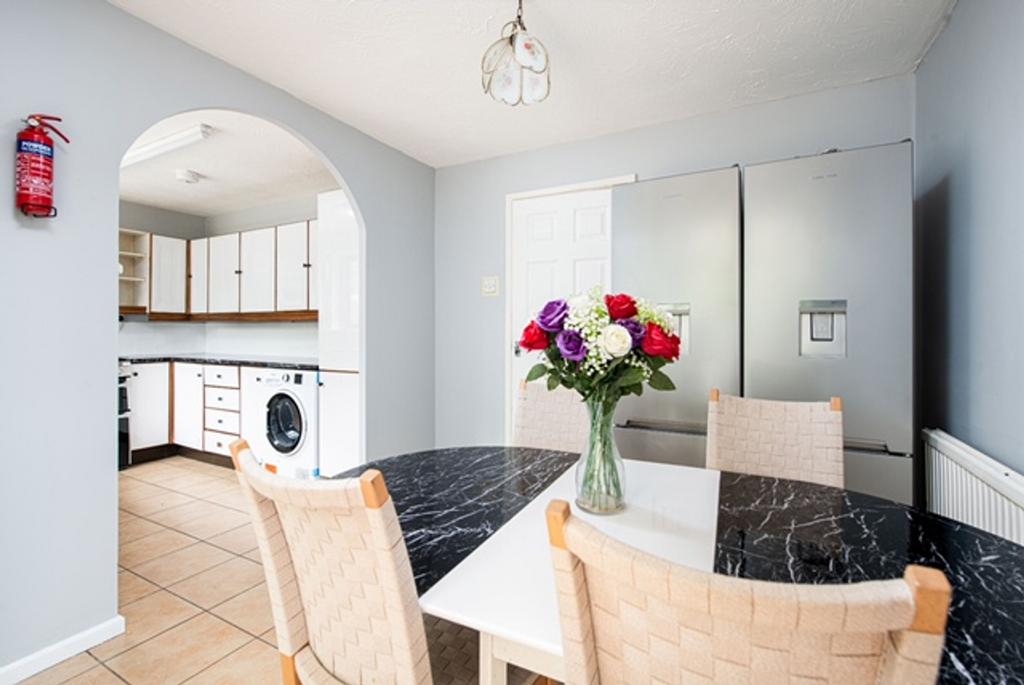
[118,353,319,371]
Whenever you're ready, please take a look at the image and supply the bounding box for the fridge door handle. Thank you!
[616,419,707,436]
[843,437,892,454]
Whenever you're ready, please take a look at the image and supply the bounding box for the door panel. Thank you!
[510,188,611,415]
[744,142,913,453]
[240,227,275,313]
[150,235,187,314]
[189,238,208,314]
[173,362,204,450]
[319,371,361,477]
[276,221,308,311]
[129,363,169,450]
[612,167,741,436]
[308,219,319,311]
[208,233,240,313]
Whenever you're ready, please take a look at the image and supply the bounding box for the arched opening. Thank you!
[114,109,364,622]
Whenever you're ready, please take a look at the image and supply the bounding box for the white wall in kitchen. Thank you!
[204,322,318,358]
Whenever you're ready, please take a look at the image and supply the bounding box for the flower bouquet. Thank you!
[519,288,680,513]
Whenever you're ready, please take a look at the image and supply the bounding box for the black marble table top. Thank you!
[119,353,319,371]
[340,446,1024,685]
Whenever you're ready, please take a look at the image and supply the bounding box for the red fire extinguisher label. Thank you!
[16,139,55,197]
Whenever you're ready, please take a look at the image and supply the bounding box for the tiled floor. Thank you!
[24,457,279,685]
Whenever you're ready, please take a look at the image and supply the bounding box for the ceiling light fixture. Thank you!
[174,169,202,184]
[481,0,549,106]
[121,123,213,168]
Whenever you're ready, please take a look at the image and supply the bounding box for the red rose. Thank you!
[604,293,637,320]
[519,321,550,352]
[641,322,680,360]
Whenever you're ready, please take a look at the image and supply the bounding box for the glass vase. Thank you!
[575,396,626,514]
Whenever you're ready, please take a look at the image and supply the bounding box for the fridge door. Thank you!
[611,167,741,462]
[744,142,914,455]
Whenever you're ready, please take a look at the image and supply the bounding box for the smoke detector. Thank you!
[175,169,202,184]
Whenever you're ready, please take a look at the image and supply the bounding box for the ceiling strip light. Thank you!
[121,123,213,168]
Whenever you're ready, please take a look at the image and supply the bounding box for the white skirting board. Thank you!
[924,428,1024,545]
[0,614,125,685]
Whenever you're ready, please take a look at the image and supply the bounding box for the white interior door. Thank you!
[509,188,612,415]
[308,219,319,311]
[208,233,240,313]
[149,235,187,314]
[276,221,308,311]
[189,238,208,314]
[240,227,275,312]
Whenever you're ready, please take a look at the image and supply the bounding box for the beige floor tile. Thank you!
[61,666,125,684]
[122,463,189,484]
[90,590,200,661]
[21,651,98,684]
[184,638,279,685]
[206,524,257,555]
[118,480,169,501]
[156,473,220,495]
[132,542,233,587]
[178,477,238,499]
[172,509,251,540]
[120,489,194,516]
[119,528,195,568]
[119,569,159,607]
[168,557,265,609]
[146,500,232,528]
[106,613,250,685]
[259,628,277,647]
[203,489,250,512]
[119,509,138,525]
[243,548,262,564]
[210,583,274,636]
[119,516,165,544]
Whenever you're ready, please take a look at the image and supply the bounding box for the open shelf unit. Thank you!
[119,228,149,315]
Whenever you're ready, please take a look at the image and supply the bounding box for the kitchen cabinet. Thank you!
[172,363,204,450]
[317,191,359,370]
[240,227,275,312]
[318,371,360,477]
[208,234,240,313]
[189,238,208,314]
[308,219,319,310]
[128,362,169,450]
[119,228,149,315]
[149,235,187,314]
[276,221,310,311]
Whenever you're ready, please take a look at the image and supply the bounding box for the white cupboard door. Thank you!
[172,362,204,450]
[240,227,275,312]
[189,238,208,314]
[317,191,360,370]
[308,219,319,310]
[129,362,169,450]
[149,235,187,314]
[276,221,308,311]
[509,189,612,430]
[208,233,240,313]
[318,371,361,477]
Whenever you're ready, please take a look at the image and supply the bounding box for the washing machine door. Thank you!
[266,392,304,454]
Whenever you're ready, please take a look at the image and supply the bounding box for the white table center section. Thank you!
[418,460,721,683]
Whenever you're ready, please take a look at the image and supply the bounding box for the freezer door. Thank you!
[744,142,914,454]
[612,166,741,456]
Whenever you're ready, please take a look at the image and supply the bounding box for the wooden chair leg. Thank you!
[280,653,299,685]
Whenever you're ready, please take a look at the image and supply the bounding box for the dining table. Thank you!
[339,446,1024,685]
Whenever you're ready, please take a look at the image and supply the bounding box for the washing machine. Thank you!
[240,367,319,479]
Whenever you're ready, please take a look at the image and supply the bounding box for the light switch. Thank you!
[810,313,834,341]
[480,275,500,297]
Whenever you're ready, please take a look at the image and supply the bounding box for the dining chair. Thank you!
[706,388,845,487]
[545,499,951,685]
[229,439,537,685]
[512,380,590,453]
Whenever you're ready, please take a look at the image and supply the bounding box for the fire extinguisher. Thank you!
[15,113,70,218]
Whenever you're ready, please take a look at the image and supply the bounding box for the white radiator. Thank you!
[924,428,1024,545]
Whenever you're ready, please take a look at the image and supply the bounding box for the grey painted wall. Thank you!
[0,0,433,669]
[119,200,206,239]
[434,75,915,447]
[916,0,1024,473]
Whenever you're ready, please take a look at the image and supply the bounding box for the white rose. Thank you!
[598,324,632,358]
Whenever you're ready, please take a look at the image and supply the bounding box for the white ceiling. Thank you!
[110,0,954,168]
[119,109,338,216]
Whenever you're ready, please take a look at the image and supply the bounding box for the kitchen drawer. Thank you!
[205,386,240,411]
[204,430,238,457]
[205,408,239,434]
[203,365,239,388]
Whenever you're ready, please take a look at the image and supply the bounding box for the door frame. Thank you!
[503,174,637,443]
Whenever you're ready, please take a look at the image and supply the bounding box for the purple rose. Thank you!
[619,319,646,349]
[555,329,587,362]
[536,299,568,332]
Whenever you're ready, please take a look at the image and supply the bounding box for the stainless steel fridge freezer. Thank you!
[743,141,915,503]
[611,166,742,467]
